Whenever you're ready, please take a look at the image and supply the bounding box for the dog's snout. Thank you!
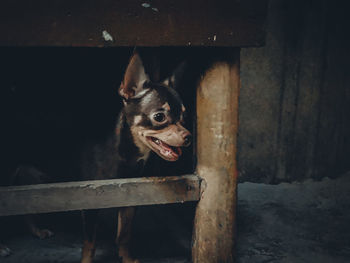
[183,134,192,147]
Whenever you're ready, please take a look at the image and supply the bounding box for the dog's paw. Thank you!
[33,228,54,239]
[0,244,12,257]
[122,258,140,263]
[118,245,140,263]
[123,257,140,263]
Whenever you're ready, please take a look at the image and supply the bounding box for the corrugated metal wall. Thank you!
[239,0,350,183]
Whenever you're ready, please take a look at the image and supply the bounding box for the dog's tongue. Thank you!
[159,140,182,158]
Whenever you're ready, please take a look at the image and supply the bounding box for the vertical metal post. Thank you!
[192,49,240,263]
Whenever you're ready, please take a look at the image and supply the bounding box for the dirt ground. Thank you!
[1,172,350,263]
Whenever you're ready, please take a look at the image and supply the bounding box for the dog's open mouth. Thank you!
[146,136,182,161]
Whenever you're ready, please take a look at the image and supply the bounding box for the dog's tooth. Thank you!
[155,139,160,145]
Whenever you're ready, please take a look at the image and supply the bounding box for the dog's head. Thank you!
[119,52,191,162]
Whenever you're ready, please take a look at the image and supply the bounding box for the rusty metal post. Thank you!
[192,49,240,263]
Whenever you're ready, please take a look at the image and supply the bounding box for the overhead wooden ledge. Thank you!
[0,0,267,47]
[192,49,240,263]
[0,175,201,216]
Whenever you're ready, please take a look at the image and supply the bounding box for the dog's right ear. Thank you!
[119,52,150,100]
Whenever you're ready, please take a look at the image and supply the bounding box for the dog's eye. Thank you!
[153,112,166,123]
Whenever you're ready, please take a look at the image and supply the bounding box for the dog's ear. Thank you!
[119,52,150,100]
[162,61,187,90]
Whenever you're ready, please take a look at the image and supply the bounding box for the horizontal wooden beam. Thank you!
[0,175,201,217]
[0,0,267,47]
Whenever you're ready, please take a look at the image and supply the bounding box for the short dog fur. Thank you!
[80,51,191,263]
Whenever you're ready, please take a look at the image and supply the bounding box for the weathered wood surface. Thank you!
[0,175,201,217]
[0,0,267,47]
[239,0,350,183]
[192,50,240,262]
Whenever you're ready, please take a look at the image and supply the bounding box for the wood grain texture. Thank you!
[0,0,267,47]
[0,175,201,216]
[239,0,350,183]
[192,50,240,263]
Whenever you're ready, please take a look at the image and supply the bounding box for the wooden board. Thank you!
[0,175,201,216]
[0,0,267,47]
[239,0,350,183]
[192,50,240,262]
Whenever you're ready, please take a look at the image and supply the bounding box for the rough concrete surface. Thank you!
[237,172,350,263]
[1,173,350,263]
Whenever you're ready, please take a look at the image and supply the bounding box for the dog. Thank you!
[79,51,192,263]
[0,165,54,257]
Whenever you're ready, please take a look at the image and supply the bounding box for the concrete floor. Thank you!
[236,173,350,263]
[1,172,350,263]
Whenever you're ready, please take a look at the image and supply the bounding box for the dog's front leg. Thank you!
[25,215,54,239]
[81,209,99,263]
[116,207,140,263]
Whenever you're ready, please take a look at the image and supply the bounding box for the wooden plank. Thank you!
[0,175,201,217]
[192,50,240,262]
[239,0,350,183]
[0,0,267,47]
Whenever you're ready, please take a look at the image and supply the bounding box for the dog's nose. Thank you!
[183,134,192,147]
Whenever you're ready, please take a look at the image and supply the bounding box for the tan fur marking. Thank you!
[162,102,171,111]
[181,104,186,112]
[133,115,142,125]
[81,240,95,263]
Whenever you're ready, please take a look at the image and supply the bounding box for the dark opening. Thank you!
[1,47,202,262]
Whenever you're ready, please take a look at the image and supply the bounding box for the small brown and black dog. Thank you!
[79,51,191,263]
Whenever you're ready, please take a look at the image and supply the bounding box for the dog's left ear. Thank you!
[162,61,187,90]
[119,52,150,100]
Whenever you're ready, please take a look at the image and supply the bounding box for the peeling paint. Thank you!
[102,30,113,42]
[141,3,150,8]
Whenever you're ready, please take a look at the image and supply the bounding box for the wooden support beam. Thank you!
[192,49,240,262]
[0,175,201,217]
[0,0,267,47]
